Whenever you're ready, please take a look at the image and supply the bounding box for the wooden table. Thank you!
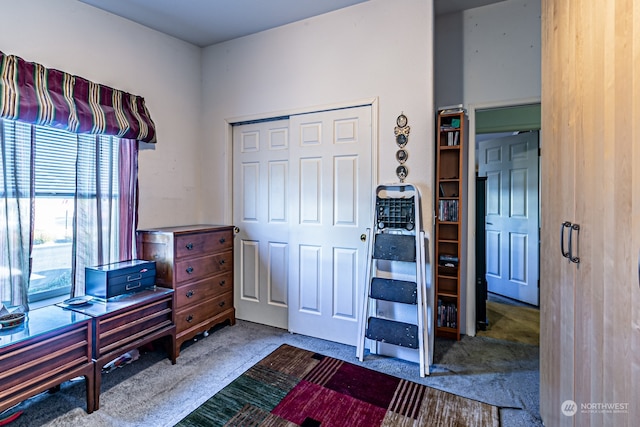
[61,288,176,410]
[0,305,95,413]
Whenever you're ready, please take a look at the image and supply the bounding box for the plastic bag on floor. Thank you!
[102,348,140,373]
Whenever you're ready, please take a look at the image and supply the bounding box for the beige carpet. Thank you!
[477,301,540,346]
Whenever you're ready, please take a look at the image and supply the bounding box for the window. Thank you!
[1,120,122,303]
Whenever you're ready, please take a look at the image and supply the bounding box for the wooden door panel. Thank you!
[541,1,639,425]
[540,1,576,424]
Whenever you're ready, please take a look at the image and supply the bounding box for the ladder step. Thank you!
[370,278,417,304]
[365,317,419,349]
[373,234,416,261]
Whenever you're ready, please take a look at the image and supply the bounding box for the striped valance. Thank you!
[0,50,156,143]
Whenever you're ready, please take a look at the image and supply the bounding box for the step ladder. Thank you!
[356,183,431,377]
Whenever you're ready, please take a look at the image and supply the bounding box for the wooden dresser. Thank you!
[137,225,235,356]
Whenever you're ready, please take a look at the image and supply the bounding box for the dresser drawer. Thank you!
[175,250,232,284]
[175,292,233,334]
[94,297,173,356]
[0,323,91,395]
[175,229,233,259]
[175,271,233,308]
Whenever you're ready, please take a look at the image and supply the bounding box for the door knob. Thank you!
[234,226,240,234]
[360,234,367,242]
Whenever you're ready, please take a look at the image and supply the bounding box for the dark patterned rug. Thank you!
[175,344,499,427]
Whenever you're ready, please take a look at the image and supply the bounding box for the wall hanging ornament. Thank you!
[394,113,410,182]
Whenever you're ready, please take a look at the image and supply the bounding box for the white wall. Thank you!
[200,0,435,229]
[435,0,541,108]
[1,0,203,229]
[463,0,540,105]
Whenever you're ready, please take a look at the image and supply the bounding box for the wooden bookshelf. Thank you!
[434,108,465,340]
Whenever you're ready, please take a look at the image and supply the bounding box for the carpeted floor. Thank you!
[476,300,540,346]
[176,344,500,426]
[1,320,542,427]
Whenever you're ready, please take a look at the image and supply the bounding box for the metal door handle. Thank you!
[486,222,493,225]
[360,234,367,242]
[569,223,580,264]
[560,221,572,258]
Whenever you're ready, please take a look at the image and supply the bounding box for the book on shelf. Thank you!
[437,299,458,328]
[438,200,459,222]
[445,130,460,146]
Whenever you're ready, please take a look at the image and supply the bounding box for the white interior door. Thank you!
[233,119,290,329]
[288,106,373,345]
[478,131,539,306]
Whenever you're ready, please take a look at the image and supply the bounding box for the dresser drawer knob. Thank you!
[219,280,225,286]
[219,301,226,307]
[186,266,194,274]
[219,237,226,244]
[186,243,194,250]
[186,290,194,298]
[219,259,225,265]
[186,315,194,323]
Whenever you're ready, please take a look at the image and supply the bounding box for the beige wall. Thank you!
[3,0,435,236]
[1,0,203,229]
[200,0,435,229]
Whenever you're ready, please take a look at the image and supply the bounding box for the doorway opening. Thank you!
[471,102,540,344]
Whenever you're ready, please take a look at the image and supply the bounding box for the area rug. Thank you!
[476,301,539,346]
[175,344,500,427]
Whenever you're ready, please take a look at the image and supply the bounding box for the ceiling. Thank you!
[78,0,507,48]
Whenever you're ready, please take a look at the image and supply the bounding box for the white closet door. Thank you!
[478,131,539,306]
[233,119,290,329]
[288,105,373,345]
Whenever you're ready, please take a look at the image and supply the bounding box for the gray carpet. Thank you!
[2,320,542,426]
